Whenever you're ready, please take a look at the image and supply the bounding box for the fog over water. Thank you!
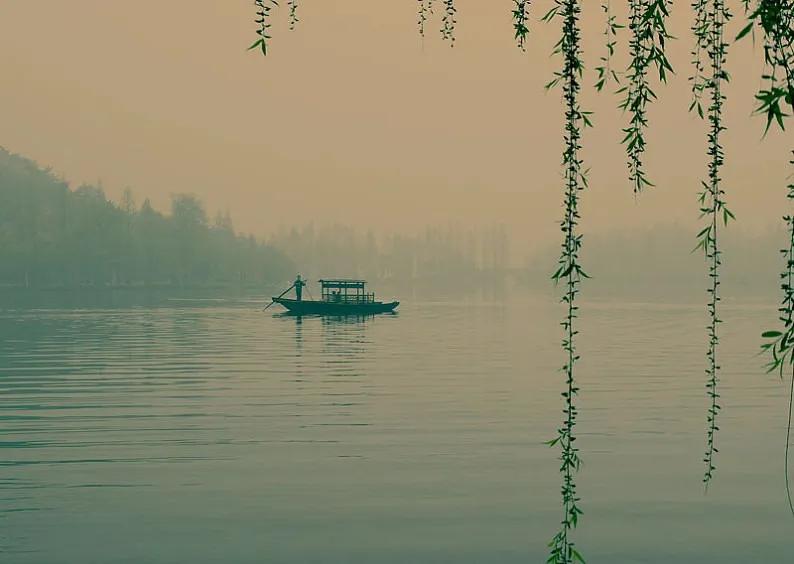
[2,3,794,563]
[0,1,790,247]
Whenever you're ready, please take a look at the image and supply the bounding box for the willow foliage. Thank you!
[691,0,733,487]
[512,1,532,51]
[441,0,457,45]
[595,1,622,91]
[247,0,794,560]
[619,0,673,194]
[249,0,278,56]
[740,0,794,133]
[760,156,794,517]
[543,0,588,560]
[746,0,794,517]
[418,0,434,38]
[288,0,299,31]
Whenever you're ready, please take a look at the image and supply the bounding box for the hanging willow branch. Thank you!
[240,0,794,549]
[595,0,623,91]
[692,0,733,487]
[619,0,674,194]
[746,0,794,517]
[249,0,278,56]
[512,1,531,51]
[690,0,710,116]
[418,0,434,38]
[761,155,794,517]
[543,0,589,561]
[288,0,299,31]
[739,1,794,133]
[441,0,457,45]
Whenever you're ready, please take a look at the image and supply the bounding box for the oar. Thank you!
[263,284,294,311]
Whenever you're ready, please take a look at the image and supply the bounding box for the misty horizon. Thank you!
[2,143,789,300]
[2,2,791,249]
[4,3,794,563]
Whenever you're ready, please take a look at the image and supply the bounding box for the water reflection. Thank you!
[0,299,792,563]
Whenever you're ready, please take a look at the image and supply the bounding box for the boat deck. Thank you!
[273,297,399,315]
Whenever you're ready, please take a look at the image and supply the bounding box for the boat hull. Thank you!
[273,297,399,315]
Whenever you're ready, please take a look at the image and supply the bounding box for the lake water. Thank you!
[1,291,793,563]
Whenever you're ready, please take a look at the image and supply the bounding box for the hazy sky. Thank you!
[1,1,790,251]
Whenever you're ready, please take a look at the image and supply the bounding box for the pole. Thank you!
[263,283,295,311]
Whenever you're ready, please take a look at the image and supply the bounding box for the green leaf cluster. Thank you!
[417,0,434,38]
[741,1,794,132]
[594,1,623,92]
[512,1,532,51]
[249,0,279,56]
[441,0,457,45]
[618,0,674,194]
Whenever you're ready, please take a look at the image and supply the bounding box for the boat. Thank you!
[269,278,399,315]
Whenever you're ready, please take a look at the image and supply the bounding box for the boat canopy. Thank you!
[319,279,366,290]
[319,279,372,303]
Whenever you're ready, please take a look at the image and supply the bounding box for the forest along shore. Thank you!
[0,148,293,289]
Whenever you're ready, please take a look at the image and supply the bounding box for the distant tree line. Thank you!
[0,148,293,288]
[269,223,511,284]
[522,225,786,299]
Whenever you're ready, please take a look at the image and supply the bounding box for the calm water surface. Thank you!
[1,292,792,563]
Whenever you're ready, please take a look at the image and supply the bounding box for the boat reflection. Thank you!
[273,310,398,322]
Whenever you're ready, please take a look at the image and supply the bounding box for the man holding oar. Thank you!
[293,275,306,301]
[264,275,306,310]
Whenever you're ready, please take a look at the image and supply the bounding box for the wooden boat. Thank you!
[270,278,399,315]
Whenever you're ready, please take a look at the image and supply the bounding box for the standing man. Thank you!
[294,275,306,301]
